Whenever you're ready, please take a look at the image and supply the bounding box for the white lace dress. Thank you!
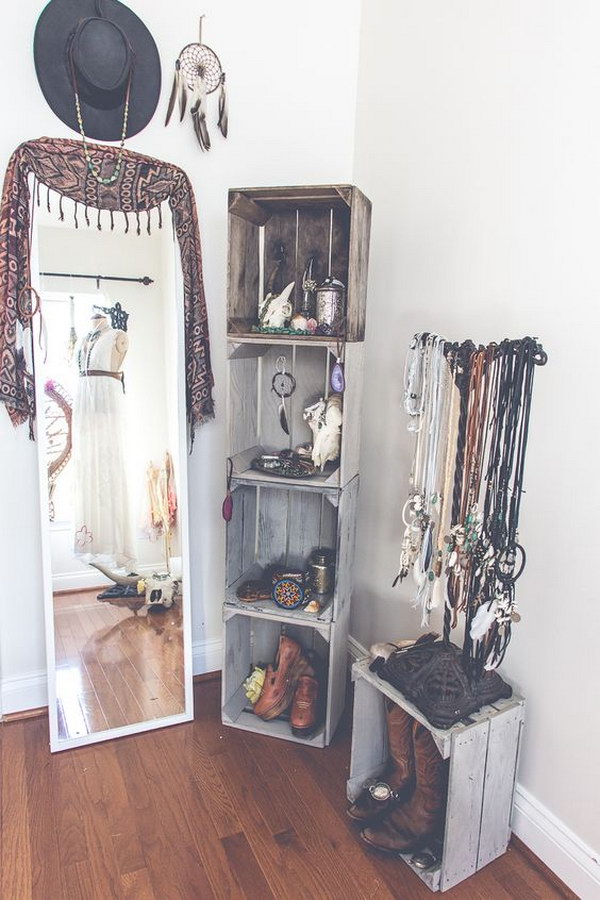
[72,325,136,568]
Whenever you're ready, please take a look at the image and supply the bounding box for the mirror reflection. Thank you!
[37,204,190,748]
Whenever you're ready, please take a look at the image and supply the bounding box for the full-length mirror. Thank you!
[34,198,193,750]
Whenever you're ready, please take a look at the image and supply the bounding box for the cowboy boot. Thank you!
[253,635,314,721]
[360,719,448,853]
[347,700,416,824]
[290,674,320,737]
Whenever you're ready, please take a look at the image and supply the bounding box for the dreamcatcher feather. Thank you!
[165,16,228,151]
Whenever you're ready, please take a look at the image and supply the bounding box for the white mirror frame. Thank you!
[32,204,194,751]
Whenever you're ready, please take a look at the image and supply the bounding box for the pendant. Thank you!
[222,490,233,522]
[331,359,345,393]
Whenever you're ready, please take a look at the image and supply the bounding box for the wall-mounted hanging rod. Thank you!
[40,271,154,288]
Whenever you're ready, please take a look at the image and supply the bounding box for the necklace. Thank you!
[71,65,131,186]
[78,321,109,375]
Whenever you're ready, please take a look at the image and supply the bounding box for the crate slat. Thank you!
[476,702,524,870]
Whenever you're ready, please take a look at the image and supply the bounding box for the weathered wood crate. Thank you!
[348,659,525,892]
[227,337,364,489]
[225,476,358,625]
[221,606,350,748]
[227,185,371,341]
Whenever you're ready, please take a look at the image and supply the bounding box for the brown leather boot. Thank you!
[360,719,448,853]
[290,675,319,737]
[347,700,415,824]
[253,635,314,721]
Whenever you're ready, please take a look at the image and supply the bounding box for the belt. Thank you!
[80,369,125,392]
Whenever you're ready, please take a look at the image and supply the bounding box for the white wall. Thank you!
[0,0,361,712]
[352,1,600,893]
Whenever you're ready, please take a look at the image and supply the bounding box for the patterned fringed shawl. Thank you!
[0,137,214,446]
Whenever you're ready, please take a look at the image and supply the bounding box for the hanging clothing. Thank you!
[0,137,214,446]
[72,324,135,568]
[141,452,178,543]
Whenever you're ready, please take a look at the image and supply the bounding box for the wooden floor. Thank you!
[1,677,575,900]
[53,589,184,740]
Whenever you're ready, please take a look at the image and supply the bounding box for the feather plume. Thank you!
[165,62,180,126]
[191,78,211,151]
[217,72,228,138]
[279,402,289,435]
[470,600,498,642]
[178,68,187,122]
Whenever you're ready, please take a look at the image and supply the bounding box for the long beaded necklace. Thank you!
[70,57,132,186]
[78,320,110,375]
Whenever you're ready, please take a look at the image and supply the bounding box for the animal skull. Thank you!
[303,393,343,470]
[258,281,295,328]
[144,573,179,610]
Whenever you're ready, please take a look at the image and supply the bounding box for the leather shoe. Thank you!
[290,674,319,737]
[253,635,313,721]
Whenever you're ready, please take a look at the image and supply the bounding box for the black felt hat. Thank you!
[34,0,161,141]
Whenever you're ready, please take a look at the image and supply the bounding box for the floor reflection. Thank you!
[54,588,185,741]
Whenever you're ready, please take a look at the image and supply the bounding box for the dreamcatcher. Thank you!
[165,15,228,151]
[44,380,73,522]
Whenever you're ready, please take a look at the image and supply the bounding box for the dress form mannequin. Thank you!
[81,312,129,372]
[73,311,135,568]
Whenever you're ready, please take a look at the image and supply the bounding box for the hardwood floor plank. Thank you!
[222,831,276,899]
[120,867,156,899]
[92,742,146,878]
[1,723,32,900]
[24,715,63,900]
[130,729,216,900]
[190,729,243,839]
[70,745,123,898]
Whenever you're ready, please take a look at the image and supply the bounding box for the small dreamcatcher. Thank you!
[165,15,228,151]
[272,355,296,435]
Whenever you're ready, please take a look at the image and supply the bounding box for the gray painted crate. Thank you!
[348,659,525,892]
[221,605,350,748]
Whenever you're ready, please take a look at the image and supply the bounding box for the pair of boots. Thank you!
[348,700,448,854]
[253,635,320,737]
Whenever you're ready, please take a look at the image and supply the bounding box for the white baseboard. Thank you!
[347,634,368,664]
[192,638,222,675]
[1,637,223,717]
[512,784,600,899]
[345,633,599,898]
[1,668,48,714]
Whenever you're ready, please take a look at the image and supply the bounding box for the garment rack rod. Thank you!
[40,271,154,286]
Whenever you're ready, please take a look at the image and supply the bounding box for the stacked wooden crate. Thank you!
[222,185,371,747]
[347,659,525,891]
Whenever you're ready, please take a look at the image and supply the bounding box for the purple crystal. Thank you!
[331,361,345,393]
[222,492,233,522]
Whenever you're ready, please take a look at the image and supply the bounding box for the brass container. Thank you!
[309,549,335,595]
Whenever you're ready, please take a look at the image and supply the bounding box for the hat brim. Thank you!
[34,0,161,142]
